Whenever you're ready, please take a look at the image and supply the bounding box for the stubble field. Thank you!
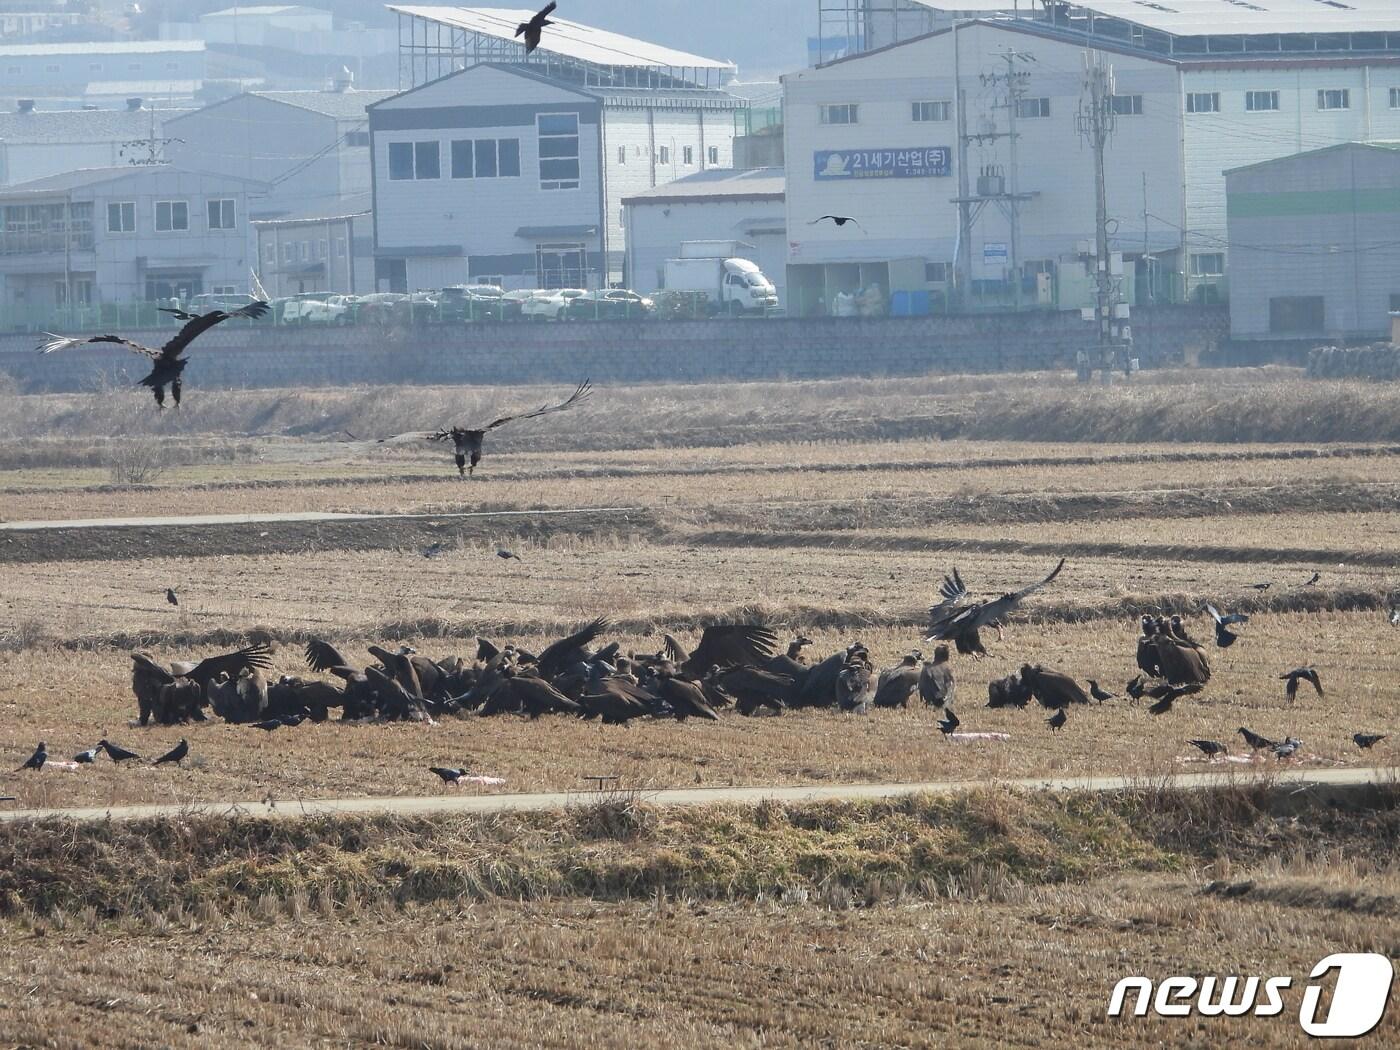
[4,365,1400,1047]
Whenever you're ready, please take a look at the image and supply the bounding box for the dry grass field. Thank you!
[2,366,1400,1046]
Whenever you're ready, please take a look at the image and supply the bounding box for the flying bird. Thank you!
[514,1,556,54]
[418,379,592,476]
[98,739,141,763]
[15,741,46,771]
[1205,603,1248,648]
[1045,708,1067,731]
[1280,666,1323,701]
[1188,739,1228,758]
[153,738,189,766]
[1353,733,1386,750]
[166,588,178,606]
[809,215,865,231]
[37,300,269,407]
[926,559,1066,657]
[1237,726,1277,751]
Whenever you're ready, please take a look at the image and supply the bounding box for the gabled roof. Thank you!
[166,89,395,127]
[388,6,733,70]
[622,166,784,205]
[367,62,600,109]
[0,164,270,196]
[251,191,372,225]
[1225,140,1400,176]
[0,40,204,56]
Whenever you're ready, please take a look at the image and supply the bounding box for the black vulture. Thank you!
[421,379,592,476]
[1020,664,1090,710]
[663,624,778,678]
[37,300,269,407]
[927,559,1065,657]
[873,653,920,708]
[918,645,956,708]
[514,1,556,53]
[1151,633,1210,685]
[537,617,609,679]
[653,667,720,721]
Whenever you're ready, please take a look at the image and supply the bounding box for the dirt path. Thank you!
[1,766,1389,824]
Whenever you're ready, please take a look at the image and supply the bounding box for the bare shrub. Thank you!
[0,617,49,652]
[103,437,170,485]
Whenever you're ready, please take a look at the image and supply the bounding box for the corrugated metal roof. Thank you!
[252,191,373,225]
[84,81,203,98]
[622,166,784,204]
[203,5,326,16]
[388,6,734,69]
[910,0,1400,36]
[0,165,145,194]
[0,40,205,56]
[251,89,397,119]
[0,106,189,145]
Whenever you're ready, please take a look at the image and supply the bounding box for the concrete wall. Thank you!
[0,304,1225,392]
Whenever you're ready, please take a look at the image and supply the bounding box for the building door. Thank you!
[535,243,586,288]
[1269,296,1324,334]
[375,258,407,293]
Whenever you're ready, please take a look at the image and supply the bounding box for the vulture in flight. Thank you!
[515,1,556,53]
[37,300,269,407]
[420,379,592,476]
[927,559,1066,656]
[662,624,778,679]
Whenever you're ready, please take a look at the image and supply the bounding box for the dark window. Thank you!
[388,141,414,180]
[414,141,440,179]
[475,139,497,178]
[451,139,473,178]
[1269,296,1324,334]
[498,137,520,177]
[1110,94,1142,115]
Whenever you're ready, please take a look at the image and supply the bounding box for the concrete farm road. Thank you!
[0,766,1393,824]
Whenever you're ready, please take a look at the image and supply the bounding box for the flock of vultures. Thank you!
[13,557,1388,782]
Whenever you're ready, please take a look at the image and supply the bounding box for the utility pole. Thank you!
[953,22,973,309]
[951,45,1036,313]
[1076,49,1130,379]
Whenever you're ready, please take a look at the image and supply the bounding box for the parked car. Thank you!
[298,295,354,325]
[352,292,406,325]
[392,291,441,324]
[500,288,537,321]
[521,288,586,320]
[566,289,655,320]
[437,284,509,321]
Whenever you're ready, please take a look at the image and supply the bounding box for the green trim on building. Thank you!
[1228,188,1400,219]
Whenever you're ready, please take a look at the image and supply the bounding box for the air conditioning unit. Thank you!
[1113,302,1130,319]
[1076,239,1092,256]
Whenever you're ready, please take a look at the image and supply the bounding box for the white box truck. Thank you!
[662,242,778,316]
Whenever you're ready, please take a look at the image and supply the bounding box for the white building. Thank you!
[785,1,1400,314]
[253,191,373,296]
[370,9,744,292]
[0,40,205,102]
[0,97,189,186]
[199,4,334,43]
[622,167,785,303]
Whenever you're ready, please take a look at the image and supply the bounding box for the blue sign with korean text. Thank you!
[813,146,951,180]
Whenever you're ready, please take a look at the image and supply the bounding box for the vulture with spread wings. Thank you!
[662,625,779,679]
[926,559,1066,657]
[37,300,269,407]
[419,379,592,476]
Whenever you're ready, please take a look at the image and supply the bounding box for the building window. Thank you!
[211,284,236,296]
[1269,296,1324,334]
[388,140,438,180]
[708,145,718,164]
[44,63,58,73]
[154,200,188,232]
[476,275,502,287]
[282,243,296,264]
[683,145,693,165]
[1317,88,1350,110]
[1245,90,1279,112]
[658,145,670,164]
[344,130,369,146]
[1390,88,1400,109]
[618,145,626,164]
[1110,94,1142,115]
[912,100,951,122]
[1016,97,1050,119]
[299,241,309,261]
[538,112,580,190]
[206,198,235,230]
[1190,252,1224,277]
[263,242,275,264]
[1186,92,1219,114]
[925,261,949,282]
[335,237,347,258]
[88,62,102,73]
[453,138,520,178]
[819,103,858,125]
[451,139,473,178]
[315,239,327,260]
[106,201,135,233]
